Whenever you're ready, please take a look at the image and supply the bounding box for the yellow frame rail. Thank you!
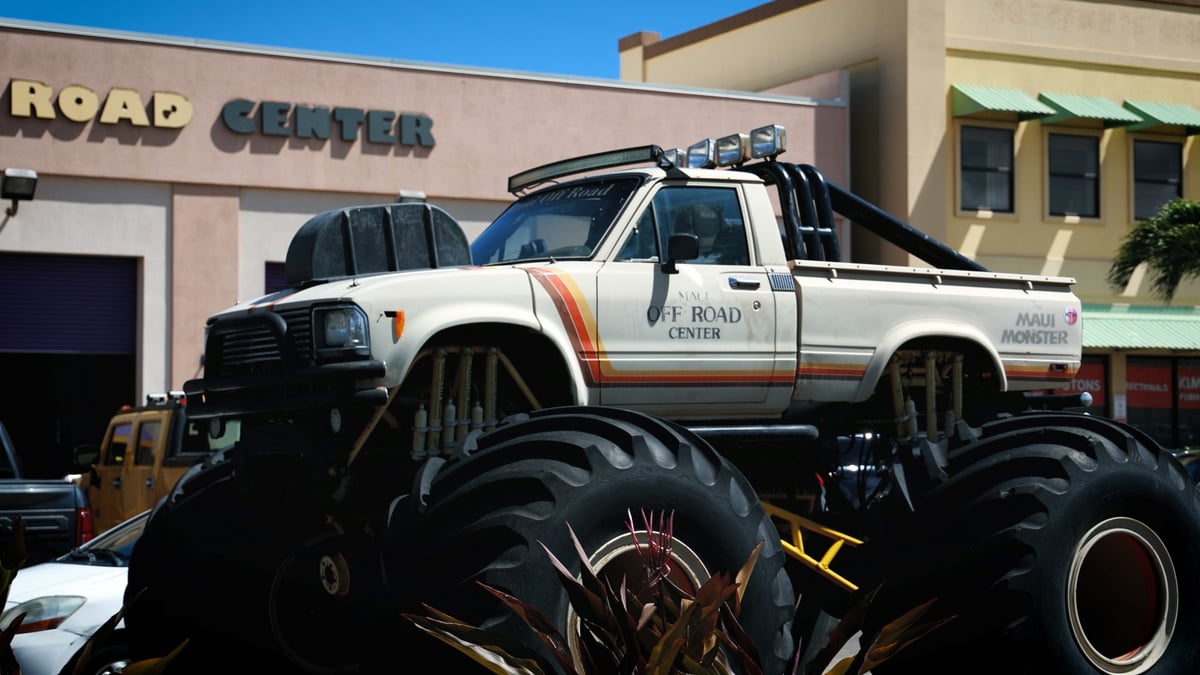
[762,501,864,592]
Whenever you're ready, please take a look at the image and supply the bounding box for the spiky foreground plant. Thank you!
[404,508,953,675]
[405,509,762,675]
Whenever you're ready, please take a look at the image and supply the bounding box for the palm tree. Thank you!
[1108,198,1200,303]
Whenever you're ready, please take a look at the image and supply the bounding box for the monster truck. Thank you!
[125,124,1200,675]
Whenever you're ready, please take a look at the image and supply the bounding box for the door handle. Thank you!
[113,476,122,489]
[728,277,761,290]
[145,477,155,489]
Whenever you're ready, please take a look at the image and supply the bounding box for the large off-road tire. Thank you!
[866,412,1200,675]
[124,449,374,674]
[385,406,796,674]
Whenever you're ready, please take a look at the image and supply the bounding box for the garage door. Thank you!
[0,253,137,353]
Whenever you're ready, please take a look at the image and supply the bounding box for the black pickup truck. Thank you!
[0,421,93,566]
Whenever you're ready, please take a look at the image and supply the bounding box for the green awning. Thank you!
[1083,304,1200,350]
[1038,93,1143,127]
[951,84,1054,120]
[1123,100,1200,135]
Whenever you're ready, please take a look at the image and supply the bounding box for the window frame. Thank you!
[1044,129,1102,221]
[1130,135,1183,222]
[615,184,751,266]
[956,120,1017,216]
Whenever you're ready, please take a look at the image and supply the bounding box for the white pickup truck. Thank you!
[126,125,1200,675]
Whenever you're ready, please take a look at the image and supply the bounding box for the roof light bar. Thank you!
[715,133,749,167]
[507,124,788,192]
[686,139,716,169]
[508,145,663,193]
[750,124,787,159]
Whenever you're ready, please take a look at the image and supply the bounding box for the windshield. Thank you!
[61,510,148,565]
[470,177,640,264]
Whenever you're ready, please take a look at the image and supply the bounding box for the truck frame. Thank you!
[125,125,1200,675]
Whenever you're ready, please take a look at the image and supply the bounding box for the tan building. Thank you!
[622,0,1200,450]
[0,19,847,475]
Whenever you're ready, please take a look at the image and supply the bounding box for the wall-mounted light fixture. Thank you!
[2,168,38,216]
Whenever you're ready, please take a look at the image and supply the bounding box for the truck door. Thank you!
[122,410,171,524]
[92,417,131,533]
[595,184,782,414]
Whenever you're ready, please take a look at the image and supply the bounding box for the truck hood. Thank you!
[6,562,126,603]
[213,264,515,318]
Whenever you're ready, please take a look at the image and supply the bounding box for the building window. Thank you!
[959,125,1013,212]
[1132,139,1182,220]
[1047,132,1099,218]
[265,262,287,294]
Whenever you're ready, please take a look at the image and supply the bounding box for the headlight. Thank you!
[1,595,86,633]
[313,305,370,361]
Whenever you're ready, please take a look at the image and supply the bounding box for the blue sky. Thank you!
[1,2,767,79]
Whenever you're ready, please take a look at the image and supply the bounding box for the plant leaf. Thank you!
[804,584,880,675]
[0,517,26,609]
[823,656,855,675]
[477,584,579,673]
[716,603,762,675]
[118,639,189,675]
[858,598,955,672]
[404,611,549,675]
[731,540,762,614]
[0,611,24,675]
[542,540,611,635]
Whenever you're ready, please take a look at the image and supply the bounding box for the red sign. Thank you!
[1180,363,1200,411]
[1065,361,1106,407]
[1127,363,1172,410]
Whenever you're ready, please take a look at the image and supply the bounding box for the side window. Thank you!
[616,209,659,261]
[179,421,210,458]
[136,421,161,466]
[105,422,131,466]
[618,186,750,265]
[1048,132,1099,218]
[959,125,1014,213]
[1132,139,1181,220]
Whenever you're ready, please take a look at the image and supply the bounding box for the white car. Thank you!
[1,510,148,675]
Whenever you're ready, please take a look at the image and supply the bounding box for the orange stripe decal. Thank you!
[527,268,785,388]
[796,363,867,381]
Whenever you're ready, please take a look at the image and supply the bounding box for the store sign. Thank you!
[220,99,435,148]
[1066,360,1106,406]
[1127,363,1172,409]
[1180,363,1200,410]
[9,78,192,128]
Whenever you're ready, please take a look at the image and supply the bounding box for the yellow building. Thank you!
[622,0,1200,449]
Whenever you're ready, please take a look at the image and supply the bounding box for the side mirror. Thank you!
[662,233,699,274]
[71,444,99,475]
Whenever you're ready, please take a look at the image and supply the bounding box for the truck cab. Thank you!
[86,392,238,533]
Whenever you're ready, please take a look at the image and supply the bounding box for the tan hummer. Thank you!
[85,392,237,533]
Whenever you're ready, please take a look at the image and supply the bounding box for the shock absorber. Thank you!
[427,347,447,455]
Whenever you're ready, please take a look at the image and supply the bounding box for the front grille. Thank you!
[277,307,312,358]
[209,307,313,377]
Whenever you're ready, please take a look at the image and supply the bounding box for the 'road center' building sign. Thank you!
[8,78,435,148]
